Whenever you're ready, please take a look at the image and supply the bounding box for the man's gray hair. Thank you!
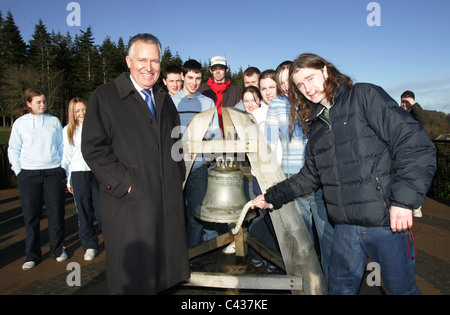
[127,33,162,61]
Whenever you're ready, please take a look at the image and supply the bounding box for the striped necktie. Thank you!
[142,89,157,121]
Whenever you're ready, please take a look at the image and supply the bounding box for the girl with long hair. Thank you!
[62,98,102,261]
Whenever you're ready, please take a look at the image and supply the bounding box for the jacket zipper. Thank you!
[375,176,388,210]
[319,113,346,218]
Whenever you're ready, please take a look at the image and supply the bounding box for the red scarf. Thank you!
[207,77,231,132]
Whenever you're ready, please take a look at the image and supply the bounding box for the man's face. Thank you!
[243,73,259,88]
[292,67,329,106]
[401,98,412,111]
[182,71,202,96]
[126,41,161,90]
[163,73,183,95]
[210,65,228,83]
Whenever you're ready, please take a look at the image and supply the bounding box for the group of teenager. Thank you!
[8,32,436,295]
[8,90,102,271]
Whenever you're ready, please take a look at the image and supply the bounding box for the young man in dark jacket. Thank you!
[253,53,436,295]
[401,90,428,126]
[400,90,428,218]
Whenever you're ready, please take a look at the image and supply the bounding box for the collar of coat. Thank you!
[305,79,351,125]
[114,72,164,101]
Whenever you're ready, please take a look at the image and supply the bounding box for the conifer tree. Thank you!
[51,31,75,117]
[27,20,66,119]
[114,37,128,74]
[0,11,27,68]
[73,26,100,100]
[0,11,28,125]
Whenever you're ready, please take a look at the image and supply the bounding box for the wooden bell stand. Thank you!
[182,107,327,295]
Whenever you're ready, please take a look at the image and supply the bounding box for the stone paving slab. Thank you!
[1,189,449,295]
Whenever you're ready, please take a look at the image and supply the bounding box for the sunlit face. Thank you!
[242,91,261,114]
[75,102,87,125]
[182,71,202,97]
[278,69,290,95]
[292,66,329,106]
[27,95,47,116]
[126,41,161,90]
[210,65,228,83]
[163,73,183,95]
[259,78,277,105]
[243,73,259,88]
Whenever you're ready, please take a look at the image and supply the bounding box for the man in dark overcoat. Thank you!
[81,33,189,294]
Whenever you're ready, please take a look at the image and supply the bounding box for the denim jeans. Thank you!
[293,188,334,284]
[329,224,421,295]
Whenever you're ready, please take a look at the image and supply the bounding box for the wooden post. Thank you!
[185,272,303,291]
[188,233,234,260]
[234,227,248,265]
[181,107,216,189]
[226,108,328,295]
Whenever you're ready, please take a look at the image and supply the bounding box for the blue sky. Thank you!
[1,0,450,113]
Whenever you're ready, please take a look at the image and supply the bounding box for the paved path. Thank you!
[0,188,449,295]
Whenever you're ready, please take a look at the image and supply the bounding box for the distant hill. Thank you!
[422,110,450,140]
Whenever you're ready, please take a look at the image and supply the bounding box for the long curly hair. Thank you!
[288,53,353,135]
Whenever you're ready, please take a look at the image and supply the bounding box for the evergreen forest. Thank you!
[0,10,448,139]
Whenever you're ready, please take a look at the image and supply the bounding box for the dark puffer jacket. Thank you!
[265,83,436,227]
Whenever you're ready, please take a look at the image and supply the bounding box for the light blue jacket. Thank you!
[265,95,308,176]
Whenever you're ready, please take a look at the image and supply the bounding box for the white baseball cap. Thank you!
[210,56,227,67]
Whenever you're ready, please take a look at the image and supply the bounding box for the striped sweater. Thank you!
[265,95,308,176]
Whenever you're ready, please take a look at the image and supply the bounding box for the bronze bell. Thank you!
[195,157,248,223]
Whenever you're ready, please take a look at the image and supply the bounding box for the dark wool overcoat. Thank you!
[81,73,189,294]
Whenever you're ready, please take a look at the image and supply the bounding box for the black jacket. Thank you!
[82,73,189,294]
[265,83,436,227]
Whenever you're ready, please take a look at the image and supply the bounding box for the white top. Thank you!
[61,124,91,188]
